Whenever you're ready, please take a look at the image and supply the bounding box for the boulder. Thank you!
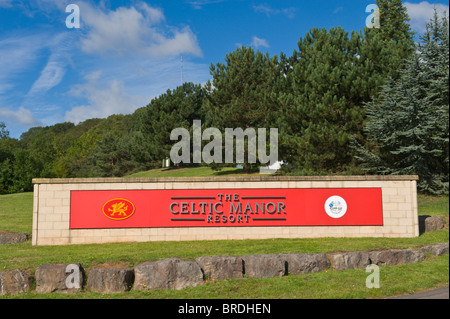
[419,216,445,234]
[0,232,29,245]
[0,269,33,295]
[134,258,204,290]
[242,254,286,278]
[421,242,449,256]
[195,256,243,280]
[282,253,330,275]
[87,267,134,293]
[328,251,370,271]
[368,249,425,266]
[35,263,83,293]
[425,216,445,232]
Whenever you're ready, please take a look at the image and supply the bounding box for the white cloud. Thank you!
[0,34,46,94]
[0,0,12,8]
[251,36,269,49]
[0,106,40,126]
[187,0,227,10]
[139,2,165,24]
[64,72,146,124]
[333,7,344,15]
[253,4,296,19]
[79,1,202,58]
[28,61,66,95]
[405,1,449,33]
[27,33,75,96]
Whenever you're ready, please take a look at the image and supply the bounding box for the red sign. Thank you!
[69,188,383,229]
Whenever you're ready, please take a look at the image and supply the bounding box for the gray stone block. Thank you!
[87,267,134,293]
[421,242,449,256]
[195,256,243,280]
[368,249,425,266]
[242,254,286,278]
[282,253,330,275]
[328,251,370,271]
[134,258,204,290]
[0,269,33,295]
[35,263,83,293]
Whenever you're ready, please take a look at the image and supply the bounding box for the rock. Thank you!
[174,258,206,290]
[87,267,134,293]
[368,249,425,266]
[421,242,449,256]
[425,216,445,232]
[134,258,174,290]
[134,258,204,291]
[35,263,83,293]
[242,254,286,278]
[282,253,330,275]
[0,232,29,245]
[419,216,445,234]
[195,256,243,280]
[328,251,370,271]
[0,270,33,295]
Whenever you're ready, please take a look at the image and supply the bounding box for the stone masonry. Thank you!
[32,175,420,246]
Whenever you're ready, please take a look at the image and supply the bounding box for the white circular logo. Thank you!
[324,196,347,219]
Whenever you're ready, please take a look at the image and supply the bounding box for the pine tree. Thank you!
[277,27,370,172]
[359,0,415,89]
[377,0,413,43]
[277,1,415,174]
[354,12,449,194]
[139,82,205,166]
[202,46,280,171]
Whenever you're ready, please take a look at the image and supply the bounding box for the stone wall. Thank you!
[1,243,448,296]
[32,175,420,246]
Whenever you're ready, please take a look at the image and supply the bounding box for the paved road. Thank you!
[389,286,449,299]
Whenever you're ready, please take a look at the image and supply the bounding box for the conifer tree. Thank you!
[139,82,205,166]
[354,12,449,194]
[202,46,280,171]
[364,0,415,81]
[277,0,416,173]
[277,27,370,172]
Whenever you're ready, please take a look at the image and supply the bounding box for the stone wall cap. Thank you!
[32,174,419,184]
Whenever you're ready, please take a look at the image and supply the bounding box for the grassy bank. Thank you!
[126,166,259,178]
[3,255,448,299]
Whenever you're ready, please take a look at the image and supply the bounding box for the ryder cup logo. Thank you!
[324,196,347,219]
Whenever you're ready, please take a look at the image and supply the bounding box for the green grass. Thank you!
[0,192,33,233]
[0,171,448,299]
[126,166,260,178]
[418,194,449,217]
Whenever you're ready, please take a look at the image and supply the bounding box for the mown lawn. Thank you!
[126,166,259,178]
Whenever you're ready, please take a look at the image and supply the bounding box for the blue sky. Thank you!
[0,0,449,138]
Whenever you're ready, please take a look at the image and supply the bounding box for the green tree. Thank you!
[277,0,415,174]
[11,149,42,192]
[0,121,8,139]
[377,0,413,43]
[139,82,205,167]
[353,12,449,194]
[278,27,371,172]
[202,46,280,171]
[361,0,415,82]
[0,122,15,193]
